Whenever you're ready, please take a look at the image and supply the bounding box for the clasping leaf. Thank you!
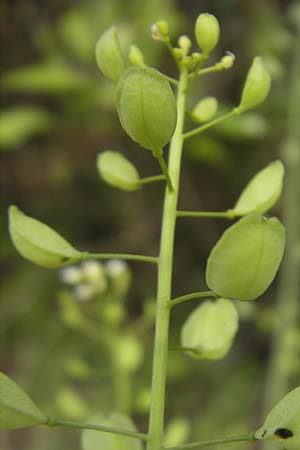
[9,205,82,268]
[0,372,47,429]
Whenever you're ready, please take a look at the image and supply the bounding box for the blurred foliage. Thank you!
[0,1,299,450]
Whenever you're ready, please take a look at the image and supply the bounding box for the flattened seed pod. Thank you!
[97,151,140,191]
[95,26,124,83]
[255,387,300,450]
[206,214,286,301]
[9,205,82,268]
[116,67,177,152]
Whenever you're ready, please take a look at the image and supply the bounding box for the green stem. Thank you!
[164,433,255,450]
[139,175,166,186]
[49,418,149,441]
[162,74,178,86]
[169,291,216,308]
[183,110,238,141]
[147,69,188,450]
[155,150,174,191]
[87,253,159,264]
[177,210,236,219]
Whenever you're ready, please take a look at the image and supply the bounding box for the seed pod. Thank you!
[238,57,271,112]
[116,66,177,152]
[233,160,284,215]
[206,214,286,301]
[191,97,218,123]
[195,13,220,54]
[95,26,124,83]
[97,151,140,191]
[81,413,142,450]
[181,299,238,360]
[255,387,300,450]
[9,205,82,269]
[0,371,47,429]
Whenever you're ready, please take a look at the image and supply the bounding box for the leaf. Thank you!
[9,206,82,269]
[206,214,286,301]
[95,26,124,83]
[233,160,284,215]
[181,299,238,360]
[255,387,300,450]
[0,372,47,429]
[116,67,177,152]
[97,151,140,191]
[81,413,143,450]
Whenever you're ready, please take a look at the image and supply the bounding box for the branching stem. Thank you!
[164,432,255,450]
[183,110,238,140]
[87,253,159,264]
[169,290,216,308]
[177,210,236,219]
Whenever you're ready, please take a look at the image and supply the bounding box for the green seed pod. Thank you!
[0,372,47,429]
[82,413,142,450]
[181,299,238,360]
[9,205,82,268]
[191,97,218,123]
[128,45,144,67]
[95,26,124,83]
[116,66,177,152]
[255,387,300,450]
[233,160,284,215]
[195,13,220,54]
[206,214,286,301]
[238,57,271,112]
[97,151,140,191]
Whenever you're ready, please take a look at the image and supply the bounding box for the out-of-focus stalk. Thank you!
[263,22,300,419]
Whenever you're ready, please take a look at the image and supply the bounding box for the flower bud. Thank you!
[97,151,140,191]
[117,67,177,152]
[9,205,82,269]
[178,35,191,52]
[129,44,144,66]
[191,96,218,123]
[151,19,169,40]
[195,13,220,53]
[221,52,235,69]
[206,214,286,301]
[95,26,124,83]
[238,57,271,112]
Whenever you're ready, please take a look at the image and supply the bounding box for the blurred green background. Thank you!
[1,0,300,449]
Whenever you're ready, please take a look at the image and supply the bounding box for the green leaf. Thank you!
[233,160,284,215]
[0,372,47,429]
[9,206,82,269]
[116,66,177,152]
[255,387,300,449]
[81,413,143,450]
[238,57,271,112]
[97,151,140,191]
[95,26,124,83]
[206,214,286,301]
[191,97,218,123]
[181,299,238,360]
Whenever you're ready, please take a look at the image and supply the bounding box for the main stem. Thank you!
[147,69,188,450]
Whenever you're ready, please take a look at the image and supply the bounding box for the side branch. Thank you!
[49,418,149,441]
[177,210,236,219]
[86,253,159,264]
[169,291,216,308]
[183,110,238,141]
[164,432,255,450]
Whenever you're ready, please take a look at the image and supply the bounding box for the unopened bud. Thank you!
[221,52,235,69]
[151,19,169,40]
[178,35,192,52]
[195,13,220,53]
